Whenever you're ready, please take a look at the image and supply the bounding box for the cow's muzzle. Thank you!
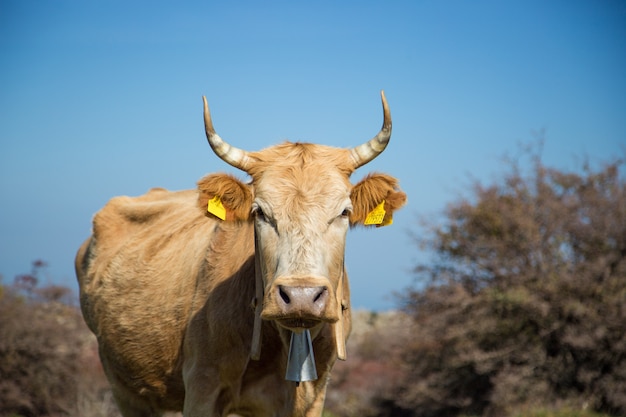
[261,277,339,329]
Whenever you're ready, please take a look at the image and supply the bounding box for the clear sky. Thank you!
[1,1,624,310]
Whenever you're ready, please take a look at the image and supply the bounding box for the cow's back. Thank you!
[76,187,217,411]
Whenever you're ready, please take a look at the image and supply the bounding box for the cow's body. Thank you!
[76,92,406,416]
[77,187,341,415]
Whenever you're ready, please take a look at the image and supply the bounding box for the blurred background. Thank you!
[1,1,624,416]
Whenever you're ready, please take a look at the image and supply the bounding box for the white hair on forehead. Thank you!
[272,223,347,278]
[250,142,354,279]
[255,172,350,279]
[256,169,351,219]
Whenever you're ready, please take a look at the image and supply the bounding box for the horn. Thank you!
[350,90,392,169]
[203,96,253,171]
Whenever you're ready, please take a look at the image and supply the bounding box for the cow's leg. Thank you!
[110,386,163,417]
[181,384,220,416]
[294,380,328,417]
[182,356,221,416]
[304,388,327,417]
[183,364,247,416]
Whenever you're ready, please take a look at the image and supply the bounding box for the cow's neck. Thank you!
[250,226,264,360]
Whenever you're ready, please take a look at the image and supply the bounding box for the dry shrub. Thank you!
[0,265,117,417]
[391,145,626,417]
[325,310,413,417]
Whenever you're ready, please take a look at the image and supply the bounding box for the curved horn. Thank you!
[350,90,392,169]
[203,96,253,171]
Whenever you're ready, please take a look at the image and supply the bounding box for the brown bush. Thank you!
[389,145,626,417]
[325,310,413,417]
[0,263,117,417]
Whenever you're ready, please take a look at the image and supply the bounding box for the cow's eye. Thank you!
[253,205,276,228]
[255,207,266,222]
[339,207,352,219]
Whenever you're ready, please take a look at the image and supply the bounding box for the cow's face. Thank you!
[248,145,353,328]
[197,92,406,334]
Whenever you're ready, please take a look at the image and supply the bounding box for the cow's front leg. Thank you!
[110,384,164,417]
[294,379,330,417]
[182,360,221,416]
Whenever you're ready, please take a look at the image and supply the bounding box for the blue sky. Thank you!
[1,1,624,310]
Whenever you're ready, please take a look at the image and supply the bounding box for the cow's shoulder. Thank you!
[90,188,214,268]
[93,188,197,240]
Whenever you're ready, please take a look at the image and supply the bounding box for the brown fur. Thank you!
[350,173,408,225]
[76,141,406,417]
[197,173,254,221]
[246,142,355,179]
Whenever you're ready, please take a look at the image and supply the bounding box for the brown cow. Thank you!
[75,91,406,417]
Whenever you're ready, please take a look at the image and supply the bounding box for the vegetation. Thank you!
[381,145,626,417]
[0,261,117,417]
[1,144,623,417]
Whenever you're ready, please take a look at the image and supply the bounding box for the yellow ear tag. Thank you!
[379,214,393,227]
[364,200,386,226]
[208,195,227,221]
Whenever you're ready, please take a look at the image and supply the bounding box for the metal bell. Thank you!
[285,329,318,382]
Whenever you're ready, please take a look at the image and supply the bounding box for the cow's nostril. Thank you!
[279,286,291,304]
[313,287,327,303]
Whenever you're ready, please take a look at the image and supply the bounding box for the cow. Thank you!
[75,91,407,417]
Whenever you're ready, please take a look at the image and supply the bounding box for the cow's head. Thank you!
[197,92,406,360]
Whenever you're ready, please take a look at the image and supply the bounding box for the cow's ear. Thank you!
[350,173,407,226]
[197,173,253,221]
